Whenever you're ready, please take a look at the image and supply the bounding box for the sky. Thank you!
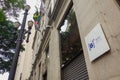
[0,0,40,80]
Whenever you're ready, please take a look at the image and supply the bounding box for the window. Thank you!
[60,7,89,80]
[38,63,41,80]
[45,46,49,58]
[20,73,22,80]
[116,0,120,6]
[43,72,47,80]
[59,8,82,66]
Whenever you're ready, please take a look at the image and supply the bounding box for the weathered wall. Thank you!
[21,28,36,80]
[47,27,61,80]
[29,0,120,80]
[14,48,26,80]
[73,0,120,80]
[15,25,36,80]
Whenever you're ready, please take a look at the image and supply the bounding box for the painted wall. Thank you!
[30,0,120,80]
[73,0,120,80]
[15,25,36,80]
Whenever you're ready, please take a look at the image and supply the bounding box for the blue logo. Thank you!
[88,39,95,51]
[88,36,101,51]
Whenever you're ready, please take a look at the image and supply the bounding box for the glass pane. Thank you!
[60,8,82,66]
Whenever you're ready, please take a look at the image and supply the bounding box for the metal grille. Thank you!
[62,53,89,80]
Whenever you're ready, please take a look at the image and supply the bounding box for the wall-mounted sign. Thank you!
[85,23,110,62]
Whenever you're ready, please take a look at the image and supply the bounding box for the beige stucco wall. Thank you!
[47,27,61,80]
[14,46,26,80]
[14,24,36,80]
[31,26,61,80]
[29,0,120,80]
[73,0,120,80]
[31,49,48,80]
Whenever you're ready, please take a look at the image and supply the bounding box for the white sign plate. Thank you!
[85,23,110,62]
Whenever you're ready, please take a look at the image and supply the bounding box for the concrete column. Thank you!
[47,27,61,80]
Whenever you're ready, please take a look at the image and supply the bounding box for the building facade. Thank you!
[29,0,120,80]
[14,24,36,80]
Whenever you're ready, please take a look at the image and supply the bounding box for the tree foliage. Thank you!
[0,0,26,73]
[0,0,26,18]
[0,19,17,73]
